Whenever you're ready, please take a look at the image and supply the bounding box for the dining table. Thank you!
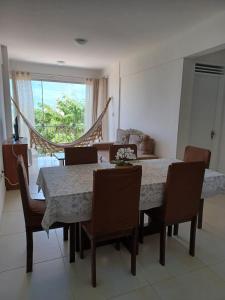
[37,158,225,231]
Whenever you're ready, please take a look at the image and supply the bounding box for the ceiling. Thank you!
[1,0,225,70]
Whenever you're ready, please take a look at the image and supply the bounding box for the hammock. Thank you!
[11,97,112,154]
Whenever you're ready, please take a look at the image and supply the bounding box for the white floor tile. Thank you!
[0,233,27,272]
[0,258,74,300]
[153,267,225,300]
[136,233,206,284]
[209,260,225,281]
[110,285,161,300]
[0,211,25,235]
[55,228,68,257]
[175,222,225,266]
[0,230,62,272]
[33,230,63,264]
[64,245,148,299]
[4,190,22,212]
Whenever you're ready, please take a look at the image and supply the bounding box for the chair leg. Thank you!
[173,224,179,236]
[167,225,172,237]
[131,228,138,275]
[69,224,75,263]
[75,223,80,252]
[139,211,144,244]
[160,225,166,266]
[91,238,97,287]
[198,198,204,229]
[26,228,33,273]
[63,225,69,241]
[189,216,197,257]
[79,225,84,259]
[115,240,121,251]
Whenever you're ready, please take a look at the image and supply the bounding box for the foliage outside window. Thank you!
[32,80,86,144]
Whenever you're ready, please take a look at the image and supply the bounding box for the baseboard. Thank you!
[0,178,6,222]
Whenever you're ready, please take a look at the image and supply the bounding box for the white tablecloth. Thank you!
[36,159,225,230]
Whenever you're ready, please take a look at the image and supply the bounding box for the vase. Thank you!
[114,161,133,167]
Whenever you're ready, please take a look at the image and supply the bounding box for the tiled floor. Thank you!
[1,156,225,299]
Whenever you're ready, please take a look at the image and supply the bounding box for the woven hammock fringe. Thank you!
[11,97,111,154]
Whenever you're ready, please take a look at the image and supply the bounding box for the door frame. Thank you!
[188,71,225,170]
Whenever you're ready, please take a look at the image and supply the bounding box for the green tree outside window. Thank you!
[35,96,85,144]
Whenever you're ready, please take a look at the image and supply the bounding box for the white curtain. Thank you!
[98,78,108,141]
[11,71,35,147]
[85,78,108,141]
[85,78,98,130]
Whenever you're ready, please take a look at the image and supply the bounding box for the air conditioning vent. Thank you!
[195,63,224,75]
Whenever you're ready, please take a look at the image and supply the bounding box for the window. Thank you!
[32,80,87,143]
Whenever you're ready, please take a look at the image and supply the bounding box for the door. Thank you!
[189,72,224,169]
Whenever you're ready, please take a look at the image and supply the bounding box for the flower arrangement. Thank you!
[113,147,136,166]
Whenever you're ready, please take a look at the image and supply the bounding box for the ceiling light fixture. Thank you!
[74,38,88,45]
[57,60,65,64]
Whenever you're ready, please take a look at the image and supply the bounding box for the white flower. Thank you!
[115,147,136,160]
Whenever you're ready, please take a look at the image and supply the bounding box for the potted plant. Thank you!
[112,147,137,167]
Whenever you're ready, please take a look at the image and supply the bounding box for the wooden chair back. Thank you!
[64,146,98,165]
[91,166,142,235]
[109,144,137,162]
[184,145,211,169]
[163,161,205,225]
[17,155,32,225]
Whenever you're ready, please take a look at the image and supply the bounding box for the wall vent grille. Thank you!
[195,63,224,75]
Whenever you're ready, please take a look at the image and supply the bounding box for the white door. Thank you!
[189,72,225,169]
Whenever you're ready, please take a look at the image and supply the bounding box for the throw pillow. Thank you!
[129,134,144,150]
[116,129,129,144]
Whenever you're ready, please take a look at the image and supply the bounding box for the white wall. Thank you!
[120,59,183,158]
[0,52,7,219]
[176,59,195,159]
[105,10,225,158]
[103,62,120,141]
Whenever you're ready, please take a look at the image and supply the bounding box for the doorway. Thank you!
[189,64,225,169]
[177,50,225,172]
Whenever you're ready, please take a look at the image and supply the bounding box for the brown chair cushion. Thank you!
[29,199,46,216]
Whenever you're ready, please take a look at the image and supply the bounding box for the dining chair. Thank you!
[64,146,98,248]
[109,144,137,162]
[145,161,205,265]
[64,146,98,165]
[173,145,211,235]
[17,155,75,272]
[79,166,142,287]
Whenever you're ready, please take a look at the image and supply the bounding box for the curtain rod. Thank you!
[30,72,87,80]
[31,72,107,80]
[9,71,107,83]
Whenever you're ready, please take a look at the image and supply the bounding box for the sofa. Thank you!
[94,128,158,162]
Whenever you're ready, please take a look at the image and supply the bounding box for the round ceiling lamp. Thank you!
[74,38,88,45]
[57,60,65,64]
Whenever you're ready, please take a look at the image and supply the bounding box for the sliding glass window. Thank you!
[32,80,86,143]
